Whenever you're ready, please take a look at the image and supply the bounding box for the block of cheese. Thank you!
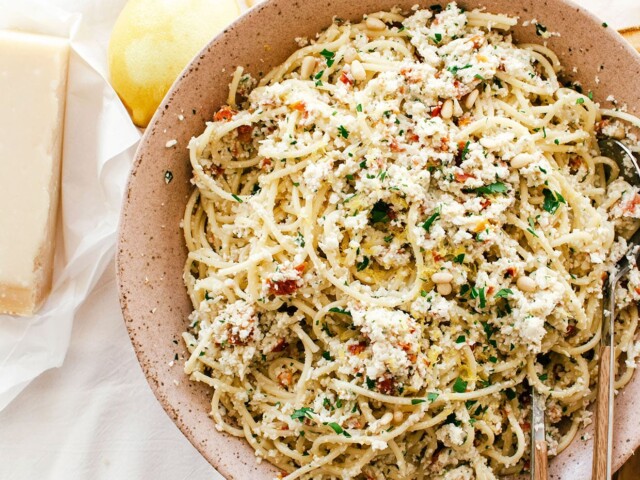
[0,31,69,316]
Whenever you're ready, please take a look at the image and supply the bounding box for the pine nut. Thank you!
[437,283,453,295]
[510,153,535,169]
[300,56,316,79]
[517,276,537,292]
[366,17,387,31]
[343,47,358,63]
[432,271,453,284]
[351,60,366,81]
[393,410,404,424]
[453,99,463,117]
[441,99,454,119]
[465,89,479,110]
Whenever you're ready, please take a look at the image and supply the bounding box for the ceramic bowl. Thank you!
[117,0,640,478]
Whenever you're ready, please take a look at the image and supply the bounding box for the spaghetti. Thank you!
[181,3,640,479]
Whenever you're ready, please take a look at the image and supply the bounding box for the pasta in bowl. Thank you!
[180,3,640,479]
[116,0,640,479]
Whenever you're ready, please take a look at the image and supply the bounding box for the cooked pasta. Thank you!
[181,3,640,479]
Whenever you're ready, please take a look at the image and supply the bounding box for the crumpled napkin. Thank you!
[0,0,140,411]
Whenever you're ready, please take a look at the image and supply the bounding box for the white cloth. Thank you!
[0,1,638,479]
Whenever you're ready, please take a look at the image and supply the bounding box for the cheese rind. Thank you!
[0,31,69,316]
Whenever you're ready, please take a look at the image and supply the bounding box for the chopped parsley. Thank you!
[356,103,363,113]
[356,256,370,272]
[460,140,471,162]
[542,188,566,214]
[432,33,442,43]
[422,208,441,232]
[454,253,465,264]
[453,377,468,393]
[325,422,351,437]
[338,126,350,138]
[411,398,426,405]
[291,407,314,421]
[427,392,440,402]
[455,335,466,343]
[448,64,472,75]
[328,307,352,316]
[370,200,392,224]
[471,182,507,195]
[576,97,585,105]
[527,216,539,238]
[538,373,548,381]
[322,351,333,360]
[482,321,494,340]
[494,288,513,299]
[320,49,335,67]
[231,193,243,203]
[478,287,486,308]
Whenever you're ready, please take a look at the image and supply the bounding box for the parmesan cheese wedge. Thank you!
[0,31,69,316]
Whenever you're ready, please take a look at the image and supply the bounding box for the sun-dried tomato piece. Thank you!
[214,105,237,121]
[237,125,253,142]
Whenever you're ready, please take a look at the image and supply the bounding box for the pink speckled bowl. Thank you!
[116,0,640,478]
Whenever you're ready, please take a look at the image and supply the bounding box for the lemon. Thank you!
[109,0,241,127]
[620,26,640,53]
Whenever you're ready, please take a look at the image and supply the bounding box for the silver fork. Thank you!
[591,138,640,480]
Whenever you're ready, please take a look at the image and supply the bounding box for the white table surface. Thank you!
[1,1,639,479]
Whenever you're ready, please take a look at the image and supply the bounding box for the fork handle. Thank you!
[592,345,614,480]
[533,440,548,480]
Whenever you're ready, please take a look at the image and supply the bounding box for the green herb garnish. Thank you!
[291,407,314,421]
[494,288,513,299]
[325,422,351,437]
[356,256,370,272]
[422,208,441,232]
[320,49,335,67]
[453,377,468,393]
[370,200,392,224]
[471,182,507,195]
[542,188,566,214]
